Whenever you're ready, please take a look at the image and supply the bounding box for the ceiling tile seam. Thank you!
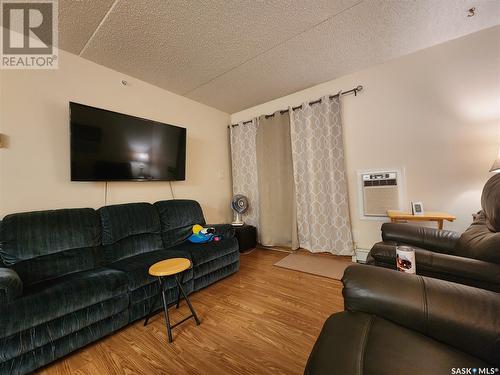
[78,0,120,56]
[182,0,365,97]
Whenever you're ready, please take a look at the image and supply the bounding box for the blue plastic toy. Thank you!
[187,224,221,243]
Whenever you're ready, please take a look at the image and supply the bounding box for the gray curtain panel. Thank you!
[230,120,260,230]
[290,95,353,255]
[256,112,299,249]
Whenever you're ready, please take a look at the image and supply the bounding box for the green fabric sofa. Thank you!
[0,200,239,374]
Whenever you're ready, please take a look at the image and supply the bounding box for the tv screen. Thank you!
[70,102,186,181]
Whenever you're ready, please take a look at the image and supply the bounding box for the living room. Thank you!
[0,1,499,374]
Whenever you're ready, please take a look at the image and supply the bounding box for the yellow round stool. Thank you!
[143,258,200,342]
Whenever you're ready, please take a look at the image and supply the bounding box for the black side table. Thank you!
[233,224,257,252]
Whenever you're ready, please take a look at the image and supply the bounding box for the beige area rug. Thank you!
[274,252,353,280]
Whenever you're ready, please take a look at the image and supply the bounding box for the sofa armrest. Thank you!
[381,222,460,254]
[0,267,23,304]
[207,224,235,239]
[368,240,421,266]
[368,243,500,292]
[342,264,500,366]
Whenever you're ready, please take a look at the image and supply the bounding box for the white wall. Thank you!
[231,26,500,250]
[0,50,233,223]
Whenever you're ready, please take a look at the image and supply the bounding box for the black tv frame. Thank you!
[69,102,187,182]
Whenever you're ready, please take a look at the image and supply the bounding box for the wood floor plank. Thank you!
[39,249,344,374]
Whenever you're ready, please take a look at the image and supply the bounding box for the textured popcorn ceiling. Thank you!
[59,0,500,113]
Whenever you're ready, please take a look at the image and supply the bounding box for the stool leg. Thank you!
[175,275,200,325]
[159,277,173,343]
[143,291,160,326]
[176,271,184,309]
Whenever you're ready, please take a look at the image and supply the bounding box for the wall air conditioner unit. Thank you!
[357,169,405,220]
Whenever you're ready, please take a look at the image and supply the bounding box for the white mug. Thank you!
[396,246,416,274]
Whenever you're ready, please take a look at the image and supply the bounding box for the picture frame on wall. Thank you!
[411,202,425,216]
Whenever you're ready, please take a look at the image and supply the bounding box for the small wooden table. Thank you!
[143,258,200,343]
[387,210,456,230]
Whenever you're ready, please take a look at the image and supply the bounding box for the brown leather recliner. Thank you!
[305,265,500,375]
[367,174,500,292]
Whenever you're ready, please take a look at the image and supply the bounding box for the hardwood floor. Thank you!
[39,249,344,375]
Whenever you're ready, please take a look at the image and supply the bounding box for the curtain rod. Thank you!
[229,85,363,128]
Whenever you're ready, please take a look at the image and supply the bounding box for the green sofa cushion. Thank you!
[0,268,128,339]
[0,208,100,264]
[0,311,128,375]
[0,268,22,304]
[99,203,163,263]
[107,249,192,303]
[174,237,239,266]
[11,246,104,287]
[0,295,128,363]
[99,202,161,245]
[0,208,103,286]
[154,200,206,247]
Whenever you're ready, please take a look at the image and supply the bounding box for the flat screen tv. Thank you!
[70,102,186,181]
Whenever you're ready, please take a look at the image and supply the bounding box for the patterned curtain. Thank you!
[290,95,353,255]
[230,120,260,229]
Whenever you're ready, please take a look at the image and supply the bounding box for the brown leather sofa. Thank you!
[305,265,500,375]
[367,174,500,292]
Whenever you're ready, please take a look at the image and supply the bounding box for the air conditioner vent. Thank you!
[359,170,403,218]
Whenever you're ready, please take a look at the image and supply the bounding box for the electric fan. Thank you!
[231,194,248,226]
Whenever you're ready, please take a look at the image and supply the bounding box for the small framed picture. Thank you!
[411,202,424,216]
